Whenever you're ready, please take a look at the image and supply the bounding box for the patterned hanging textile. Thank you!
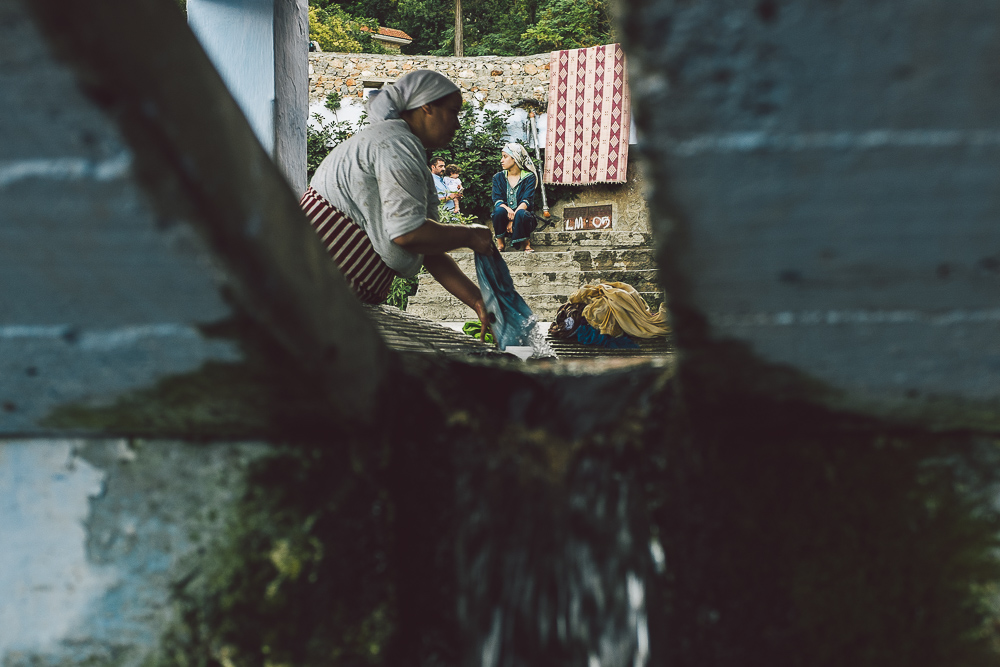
[544,43,630,185]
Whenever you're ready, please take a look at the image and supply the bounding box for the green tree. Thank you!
[430,103,511,220]
[309,5,390,53]
[312,0,613,56]
[394,0,451,55]
[521,0,610,52]
[421,0,537,56]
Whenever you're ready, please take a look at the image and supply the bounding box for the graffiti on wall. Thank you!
[563,205,613,231]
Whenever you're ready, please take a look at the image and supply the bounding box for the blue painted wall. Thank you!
[188,0,276,155]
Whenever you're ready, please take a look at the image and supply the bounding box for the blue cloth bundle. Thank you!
[574,323,639,349]
[474,251,536,351]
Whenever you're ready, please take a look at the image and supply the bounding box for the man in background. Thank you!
[430,157,458,211]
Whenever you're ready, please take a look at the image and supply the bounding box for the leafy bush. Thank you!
[324,90,342,113]
[384,275,420,310]
[306,113,356,181]
[430,103,511,221]
[437,202,480,226]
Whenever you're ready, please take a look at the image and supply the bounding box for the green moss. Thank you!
[645,365,1000,667]
[66,317,1000,666]
[154,444,398,667]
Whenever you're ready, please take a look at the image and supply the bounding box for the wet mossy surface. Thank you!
[144,356,666,667]
[153,441,399,667]
[640,355,1000,667]
[40,314,1000,666]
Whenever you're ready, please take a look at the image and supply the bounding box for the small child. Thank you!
[443,164,463,214]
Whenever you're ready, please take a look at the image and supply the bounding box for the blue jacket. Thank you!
[434,173,455,211]
[492,171,536,213]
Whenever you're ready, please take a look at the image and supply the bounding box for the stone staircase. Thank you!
[406,229,664,322]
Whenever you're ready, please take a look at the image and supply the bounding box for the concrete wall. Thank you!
[189,0,308,194]
[188,0,276,153]
[273,0,309,195]
[622,0,1000,425]
[549,160,651,232]
[0,439,267,664]
[14,0,1000,665]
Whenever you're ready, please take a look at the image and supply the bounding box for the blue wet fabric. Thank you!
[474,251,536,351]
[574,323,639,349]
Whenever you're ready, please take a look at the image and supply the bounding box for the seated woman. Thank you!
[300,70,495,332]
[491,143,538,252]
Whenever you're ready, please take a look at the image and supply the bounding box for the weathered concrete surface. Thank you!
[0,4,665,662]
[613,2,1000,665]
[188,0,276,154]
[24,0,389,422]
[549,161,652,233]
[0,438,268,665]
[274,0,309,195]
[8,0,1000,664]
[189,0,309,194]
[622,0,1000,427]
[0,0,242,433]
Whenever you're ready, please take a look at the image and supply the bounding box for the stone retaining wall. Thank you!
[309,53,551,105]
[308,52,649,234]
[548,161,649,233]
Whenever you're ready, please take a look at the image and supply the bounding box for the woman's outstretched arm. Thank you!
[393,220,494,255]
[422,253,492,341]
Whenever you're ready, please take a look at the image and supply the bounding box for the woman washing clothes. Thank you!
[491,143,538,252]
[300,70,495,335]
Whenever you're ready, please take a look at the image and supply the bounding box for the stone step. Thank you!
[447,248,657,273]
[464,225,654,250]
[415,269,662,298]
[528,229,654,249]
[406,291,665,322]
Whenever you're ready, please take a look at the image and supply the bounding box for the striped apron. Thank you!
[299,187,397,304]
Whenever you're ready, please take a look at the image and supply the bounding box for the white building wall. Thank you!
[188,0,277,155]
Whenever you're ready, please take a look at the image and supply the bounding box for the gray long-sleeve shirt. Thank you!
[310,119,437,278]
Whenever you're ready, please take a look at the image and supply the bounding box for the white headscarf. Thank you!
[367,70,461,121]
[503,142,538,179]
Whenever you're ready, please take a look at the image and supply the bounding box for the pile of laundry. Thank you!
[548,282,670,349]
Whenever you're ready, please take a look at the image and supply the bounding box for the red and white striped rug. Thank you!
[544,43,630,185]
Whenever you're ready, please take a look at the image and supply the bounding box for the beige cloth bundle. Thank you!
[567,282,670,339]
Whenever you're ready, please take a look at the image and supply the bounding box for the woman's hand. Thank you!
[466,224,495,255]
[506,220,513,234]
[505,205,516,221]
[472,299,494,344]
